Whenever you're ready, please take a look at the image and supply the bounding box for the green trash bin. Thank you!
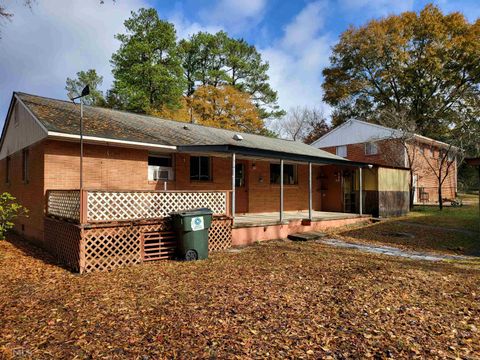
[170,208,213,261]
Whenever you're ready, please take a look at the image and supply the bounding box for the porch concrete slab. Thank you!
[233,210,363,228]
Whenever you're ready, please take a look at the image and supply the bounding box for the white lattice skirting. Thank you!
[46,190,80,222]
[86,191,228,222]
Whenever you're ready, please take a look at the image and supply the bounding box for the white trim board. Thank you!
[47,131,177,151]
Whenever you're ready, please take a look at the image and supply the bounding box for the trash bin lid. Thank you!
[170,207,213,217]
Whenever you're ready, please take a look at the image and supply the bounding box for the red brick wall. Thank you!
[321,139,405,167]
[407,143,457,202]
[44,140,322,213]
[0,142,45,243]
[246,160,322,213]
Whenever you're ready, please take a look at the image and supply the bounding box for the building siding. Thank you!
[0,142,45,243]
[1,139,327,244]
[321,140,457,203]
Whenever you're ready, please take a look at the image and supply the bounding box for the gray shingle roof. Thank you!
[17,92,358,165]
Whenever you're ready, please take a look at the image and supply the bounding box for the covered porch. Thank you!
[177,144,371,224]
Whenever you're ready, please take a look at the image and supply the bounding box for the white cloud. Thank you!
[199,0,267,34]
[168,11,222,40]
[340,0,414,17]
[0,0,148,121]
[261,1,333,118]
[282,1,327,50]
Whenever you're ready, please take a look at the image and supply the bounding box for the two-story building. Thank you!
[311,119,458,204]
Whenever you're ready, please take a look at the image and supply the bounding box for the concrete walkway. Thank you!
[318,238,472,262]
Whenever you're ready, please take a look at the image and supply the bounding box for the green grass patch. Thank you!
[406,200,479,233]
[338,221,480,256]
[337,194,479,256]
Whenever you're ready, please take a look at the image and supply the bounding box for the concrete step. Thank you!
[288,231,327,241]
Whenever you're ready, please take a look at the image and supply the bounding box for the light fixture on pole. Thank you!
[67,85,90,191]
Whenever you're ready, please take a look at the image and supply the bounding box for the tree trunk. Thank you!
[409,171,414,210]
[438,166,443,211]
[438,183,443,210]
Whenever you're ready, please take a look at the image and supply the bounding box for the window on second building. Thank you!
[5,156,10,183]
[270,163,298,185]
[190,156,211,181]
[336,145,347,157]
[447,151,455,162]
[22,148,29,183]
[365,142,378,155]
[148,155,174,181]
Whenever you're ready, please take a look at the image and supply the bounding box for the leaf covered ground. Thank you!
[1,235,480,359]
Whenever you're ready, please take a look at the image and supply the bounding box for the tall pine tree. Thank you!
[110,8,186,113]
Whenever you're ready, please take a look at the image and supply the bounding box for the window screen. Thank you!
[270,163,298,185]
[365,142,378,155]
[22,149,29,183]
[190,156,211,181]
[5,156,10,183]
[148,156,172,167]
[336,145,347,157]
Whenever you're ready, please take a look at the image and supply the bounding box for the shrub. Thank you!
[0,192,28,240]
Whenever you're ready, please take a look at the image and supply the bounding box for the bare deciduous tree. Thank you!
[379,108,466,210]
[421,143,461,210]
[272,106,330,143]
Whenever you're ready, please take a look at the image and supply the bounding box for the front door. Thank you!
[342,170,356,213]
[235,161,248,214]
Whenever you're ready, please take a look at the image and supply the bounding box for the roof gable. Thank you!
[0,94,48,160]
[311,119,402,148]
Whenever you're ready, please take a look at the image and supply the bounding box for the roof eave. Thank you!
[47,131,177,151]
[177,144,368,167]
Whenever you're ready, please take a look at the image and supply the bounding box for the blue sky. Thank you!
[1,0,479,126]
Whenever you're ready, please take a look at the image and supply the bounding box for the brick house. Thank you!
[2,92,387,272]
[311,119,458,204]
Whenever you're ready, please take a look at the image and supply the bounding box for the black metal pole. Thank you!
[80,99,83,191]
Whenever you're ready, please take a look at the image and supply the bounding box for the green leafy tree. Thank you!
[178,31,284,120]
[0,193,28,239]
[65,69,105,106]
[322,4,480,139]
[111,8,185,113]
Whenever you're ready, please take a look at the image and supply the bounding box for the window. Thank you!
[235,163,245,187]
[5,156,10,183]
[270,163,298,185]
[365,142,378,155]
[190,156,211,181]
[336,145,347,157]
[148,155,174,181]
[22,148,29,183]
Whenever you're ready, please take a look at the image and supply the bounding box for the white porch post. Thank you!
[232,153,236,220]
[359,166,363,216]
[308,162,313,220]
[280,159,284,222]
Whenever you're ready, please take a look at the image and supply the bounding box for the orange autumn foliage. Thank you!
[153,85,265,134]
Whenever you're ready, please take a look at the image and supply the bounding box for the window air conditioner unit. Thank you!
[153,167,173,181]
